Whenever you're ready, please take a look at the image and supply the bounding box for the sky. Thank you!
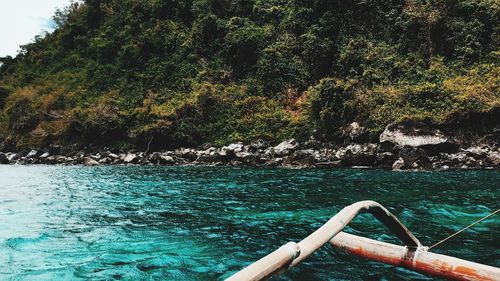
[0,0,72,57]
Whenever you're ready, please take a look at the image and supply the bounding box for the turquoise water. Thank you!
[0,166,498,280]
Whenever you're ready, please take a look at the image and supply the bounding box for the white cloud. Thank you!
[0,0,72,57]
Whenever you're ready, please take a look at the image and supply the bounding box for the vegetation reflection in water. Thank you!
[0,166,498,280]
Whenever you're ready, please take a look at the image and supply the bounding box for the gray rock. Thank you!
[273,139,299,156]
[44,155,57,164]
[6,153,19,161]
[40,152,50,158]
[380,122,456,153]
[176,148,197,161]
[283,149,316,167]
[250,139,269,150]
[486,151,500,167]
[392,158,405,170]
[0,153,9,164]
[235,151,253,159]
[398,147,432,170]
[315,160,342,167]
[380,127,447,147]
[84,158,99,166]
[195,149,223,163]
[26,150,38,158]
[99,157,112,164]
[344,122,370,143]
[465,146,489,158]
[161,155,175,164]
[108,153,119,159]
[149,152,175,165]
[90,154,101,160]
[335,144,378,166]
[57,155,75,164]
[221,143,245,157]
[376,152,397,168]
[124,153,138,163]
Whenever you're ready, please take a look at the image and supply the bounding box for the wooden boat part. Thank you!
[330,232,500,281]
[226,200,422,281]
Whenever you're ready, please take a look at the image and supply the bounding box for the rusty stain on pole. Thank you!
[330,232,500,281]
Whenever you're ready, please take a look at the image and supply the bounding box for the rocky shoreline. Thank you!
[1,122,498,170]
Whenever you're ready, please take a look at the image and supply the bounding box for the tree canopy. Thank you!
[0,0,498,150]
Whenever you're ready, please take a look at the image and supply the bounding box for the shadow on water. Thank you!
[0,166,498,280]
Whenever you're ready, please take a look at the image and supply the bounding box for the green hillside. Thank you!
[0,0,498,150]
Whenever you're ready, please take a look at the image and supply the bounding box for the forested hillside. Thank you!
[0,0,498,151]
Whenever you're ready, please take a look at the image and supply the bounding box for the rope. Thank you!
[428,208,499,250]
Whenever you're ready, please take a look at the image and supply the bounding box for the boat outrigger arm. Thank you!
[226,201,500,281]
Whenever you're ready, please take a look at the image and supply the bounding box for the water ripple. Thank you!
[0,166,498,280]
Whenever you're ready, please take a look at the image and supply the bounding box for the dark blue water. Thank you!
[0,166,498,280]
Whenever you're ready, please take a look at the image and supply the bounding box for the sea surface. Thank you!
[0,166,498,280]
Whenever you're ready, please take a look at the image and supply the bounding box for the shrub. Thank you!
[307,78,357,139]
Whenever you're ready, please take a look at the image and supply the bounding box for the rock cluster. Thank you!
[0,122,498,170]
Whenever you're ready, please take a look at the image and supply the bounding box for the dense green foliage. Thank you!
[0,0,498,150]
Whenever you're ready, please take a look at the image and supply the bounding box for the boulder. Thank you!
[465,146,489,158]
[335,144,378,166]
[221,143,244,157]
[273,139,299,156]
[90,154,101,160]
[283,149,316,167]
[195,149,223,163]
[108,153,119,159]
[43,155,57,164]
[236,152,264,165]
[26,150,39,158]
[315,160,342,167]
[0,153,9,164]
[6,152,20,161]
[486,151,500,167]
[343,122,370,143]
[84,157,99,166]
[380,121,457,154]
[235,151,252,159]
[249,139,270,151]
[98,157,112,164]
[392,158,405,170]
[149,152,176,165]
[176,148,198,161]
[124,153,138,164]
[225,143,244,152]
[398,147,432,170]
[376,152,397,168]
[39,152,50,159]
[57,156,70,164]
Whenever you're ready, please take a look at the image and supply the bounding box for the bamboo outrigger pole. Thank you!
[226,201,500,281]
[330,232,500,281]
